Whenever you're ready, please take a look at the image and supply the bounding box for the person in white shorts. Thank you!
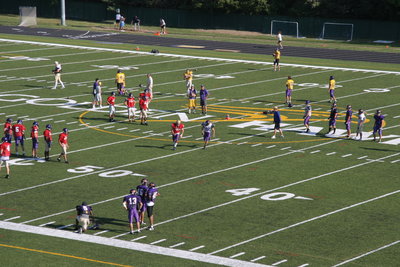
[92,78,103,109]
[355,109,366,140]
[146,73,154,100]
[0,137,11,178]
[125,93,136,123]
[52,61,65,89]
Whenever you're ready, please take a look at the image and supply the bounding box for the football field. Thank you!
[0,37,399,267]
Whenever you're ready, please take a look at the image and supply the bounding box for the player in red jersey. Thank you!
[31,121,39,158]
[124,93,136,122]
[0,137,11,178]
[4,118,13,143]
[139,91,149,125]
[57,128,69,163]
[43,124,53,161]
[107,92,116,122]
[171,120,184,150]
[12,119,26,156]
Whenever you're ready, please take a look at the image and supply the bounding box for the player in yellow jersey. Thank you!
[115,69,126,95]
[273,49,281,71]
[183,69,193,90]
[328,76,336,103]
[285,76,294,107]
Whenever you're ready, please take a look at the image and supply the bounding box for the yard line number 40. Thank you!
[226,188,313,201]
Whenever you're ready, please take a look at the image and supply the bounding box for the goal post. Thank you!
[321,22,354,41]
[270,20,299,38]
[19,6,37,27]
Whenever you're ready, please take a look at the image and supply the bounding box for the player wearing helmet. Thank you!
[373,110,385,142]
[201,120,215,149]
[136,178,148,225]
[124,93,136,122]
[145,182,160,231]
[139,91,149,125]
[3,118,13,143]
[115,69,126,95]
[285,76,294,107]
[345,105,353,138]
[187,85,197,114]
[171,120,184,150]
[107,92,116,122]
[327,103,338,135]
[92,78,103,109]
[303,100,312,133]
[43,124,52,161]
[31,121,39,158]
[57,128,69,163]
[12,119,26,156]
[0,137,11,178]
[75,201,93,234]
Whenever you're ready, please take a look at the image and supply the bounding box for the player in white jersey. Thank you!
[146,74,153,101]
[201,120,215,149]
[52,61,65,89]
[355,109,366,140]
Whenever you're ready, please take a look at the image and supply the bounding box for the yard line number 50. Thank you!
[67,165,146,177]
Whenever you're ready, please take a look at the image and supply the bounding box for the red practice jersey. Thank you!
[12,124,25,137]
[171,123,184,134]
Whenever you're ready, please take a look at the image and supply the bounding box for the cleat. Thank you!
[281,135,284,138]
[5,174,9,179]
[57,157,61,162]
[65,161,69,164]
[137,229,141,233]
[148,226,154,231]
[141,222,146,225]
[130,231,134,234]
[271,135,276,139]
[78,228,83,234]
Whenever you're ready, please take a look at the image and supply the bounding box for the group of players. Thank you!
[75,178,160,234]
[266,75,386,141]
[1,119,70,178]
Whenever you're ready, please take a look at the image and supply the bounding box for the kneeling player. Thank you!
[201,120,215,149]
[75,201,93,234]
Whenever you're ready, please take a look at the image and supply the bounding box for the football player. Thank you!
[92,78,102,109]
[115,69,126,95]
[139,91,149,125]
[285,76,294,107]
[123,189,143,234]
[12,119,25,156]
[136,178,148,225]
[345,105,353,138]
[43,124,52,161]
[75,201,93,234]
[0,137,11,178]
[52,61,65,89]
[107,92,116,122]
[31,121,39,158]
[125,93,136,123]
[145,182,160,231]
[57,128,69,164]
[328,76,336,103]
[187,84,197,114]
[171,120,184,150]
[4,118,13,143]
[273,48,280,72]
[373,110,385,142]
[303,100,312,133]
[199,85,209,115]
[183,69,193,90]
[327,103,338,135]
[201,120,215,149]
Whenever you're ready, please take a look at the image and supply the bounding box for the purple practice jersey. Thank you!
[345,110,353,124]
[199,89,209,101]
[123,194,141,210]
[76,205,92,216]
[374,114,385,128]
[146,188,159,204]
[136,185,148,200]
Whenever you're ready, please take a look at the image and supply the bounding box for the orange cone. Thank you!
[154,32,160,36]
[225,114,230,120]
[135,47,140,51]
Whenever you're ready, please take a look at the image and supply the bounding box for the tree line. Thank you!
[97,0,399,21]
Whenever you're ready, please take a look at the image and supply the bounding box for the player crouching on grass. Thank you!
[57,128,69,164]
[75,201,93,234]
[201,120,215,149]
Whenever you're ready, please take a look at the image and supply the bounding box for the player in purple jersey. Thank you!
[75,201,93,234]
[373,110,385,142]
[345,105,353,138]
[145,182,160,231]
[303,100,312,133]
[201,120,215,149]
[123,189,143,234]
[136,178,148,225]
[327,103,338,134]
[199,85,209,115]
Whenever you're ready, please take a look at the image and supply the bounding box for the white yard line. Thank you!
[93,230,109,236]
[38,221,55,227]
[251,256,266,262]
[57,224,74,230]
[229,252,245,259]
[3,216,21,222]
[170,242,185,248]
[332,240,400,266]
[0,221,271,267]
[189,245,205,252]
[272,259,287,265]
[209,186,400,255]
[131,236,147,242]
[150,239,167,245]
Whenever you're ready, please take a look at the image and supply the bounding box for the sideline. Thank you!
[0,222,271,267]
[1,38,399,74]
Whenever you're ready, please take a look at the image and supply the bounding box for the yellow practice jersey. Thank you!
[116,73,125,84]
[329,79,335,90]
[286,79,294,90]
[274,50,281,60]
[184,70,193,81]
